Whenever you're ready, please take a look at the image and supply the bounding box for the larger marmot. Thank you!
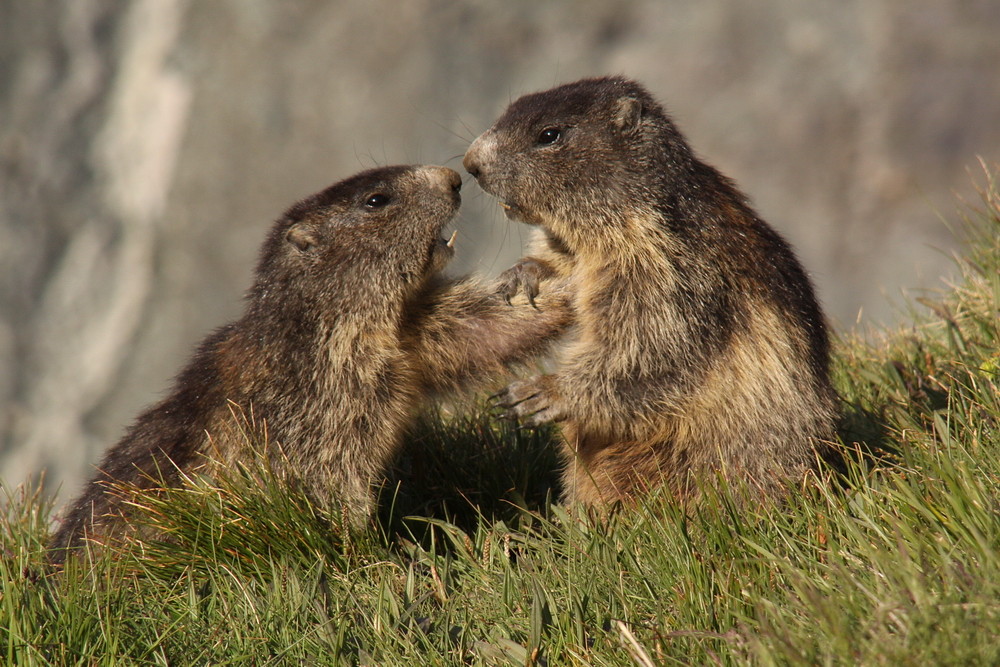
[49,165,572,563]
[464,76,839,506]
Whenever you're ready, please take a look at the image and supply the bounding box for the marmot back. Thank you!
[465,76,839,505]
[49,165,573,564]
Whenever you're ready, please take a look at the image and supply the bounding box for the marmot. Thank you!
[49,165,572,563]
[464,76,839,506]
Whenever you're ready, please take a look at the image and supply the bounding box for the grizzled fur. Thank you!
[465,76,839,506]
[49,165,572,563]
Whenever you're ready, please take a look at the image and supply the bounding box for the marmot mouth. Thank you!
[427,230,458,275]
[498,200,538,225]
[499,201,519,221]
[442,229,458,255]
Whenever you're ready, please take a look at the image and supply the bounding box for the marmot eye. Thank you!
[537,127,561,145]
[365,193,390,209]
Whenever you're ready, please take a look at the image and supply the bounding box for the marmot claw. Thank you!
[491,375,563,426]
[496,257,554,307]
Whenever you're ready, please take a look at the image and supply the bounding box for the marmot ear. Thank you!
[286,224,319,253]
[612,96,643,134]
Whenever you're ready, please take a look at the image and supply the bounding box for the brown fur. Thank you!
[464,76,839,507]
[48,165,572,563]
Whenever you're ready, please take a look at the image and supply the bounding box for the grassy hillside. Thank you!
[3,168,998,665]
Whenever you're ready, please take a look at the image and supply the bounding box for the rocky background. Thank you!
[3,0,999,499]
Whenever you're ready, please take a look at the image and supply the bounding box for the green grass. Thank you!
[3,167,998,665]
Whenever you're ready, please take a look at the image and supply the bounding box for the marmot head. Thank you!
[251,165,462,311]
[464,76,692,253]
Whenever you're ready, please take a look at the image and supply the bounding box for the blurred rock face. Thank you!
[2,0,999,495]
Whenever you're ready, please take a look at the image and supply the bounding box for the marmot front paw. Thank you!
[496,257,555,307]
[492,374,565,427]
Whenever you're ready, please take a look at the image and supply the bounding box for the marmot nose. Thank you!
[463,145,483,179]
[444,167,462,193]
[424,166,462,194]
[464,156,481,179]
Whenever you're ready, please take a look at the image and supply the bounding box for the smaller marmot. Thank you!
[49,165,572,564]
[464,76,839,506]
